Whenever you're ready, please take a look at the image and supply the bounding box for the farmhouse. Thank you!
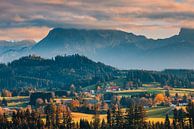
[105,86,120,92]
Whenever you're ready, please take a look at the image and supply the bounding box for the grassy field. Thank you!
[72,112,107,122]
[71,111,172,123]
[7,101,29,107]
[0,96,29,108]
[146,118,173,123]
[112,87,194,97]
[71,106,174,123]
[83,78,126,90]
[146,106,173,118]
[0,96,29,101]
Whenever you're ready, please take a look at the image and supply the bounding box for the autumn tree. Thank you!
[154,94,165,104]
[1,89,12,97]
[186,101,194,128]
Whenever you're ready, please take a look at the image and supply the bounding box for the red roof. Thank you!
[106,86,119,90]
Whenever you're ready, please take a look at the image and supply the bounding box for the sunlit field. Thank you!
[72,112,107,123]
[71,112,172,123]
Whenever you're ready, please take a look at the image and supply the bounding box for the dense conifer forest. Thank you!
[0,54,118,90]
[0,54,193,90]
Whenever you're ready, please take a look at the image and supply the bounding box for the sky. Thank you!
[0,0,194,41]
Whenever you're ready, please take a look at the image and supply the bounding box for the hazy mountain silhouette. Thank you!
[0,40,35,62]
[0,28,194,70]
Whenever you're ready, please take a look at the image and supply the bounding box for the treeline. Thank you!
[127,70,194,88]
[0,54,194,90]
[1,102,194,129]
[0,54,118,90]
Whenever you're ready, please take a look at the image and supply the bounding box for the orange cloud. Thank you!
[1,0,194,40]
[0,27,50,41]
[27,0,65,5]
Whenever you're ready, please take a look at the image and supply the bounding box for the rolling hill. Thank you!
[0,54,119,89]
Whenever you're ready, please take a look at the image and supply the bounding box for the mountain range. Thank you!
[0,28,194,70]
[0,40,35,62]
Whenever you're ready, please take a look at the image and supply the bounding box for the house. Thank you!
[105,86,119,92]
[179,103,188,106]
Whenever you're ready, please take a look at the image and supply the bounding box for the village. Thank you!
[0,80,194,123]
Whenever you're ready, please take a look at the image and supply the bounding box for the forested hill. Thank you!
[0,54,119,90]
[126,70,194,88]
[0,54,194,90]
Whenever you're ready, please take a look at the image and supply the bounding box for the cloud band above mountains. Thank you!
[0,0,194,41]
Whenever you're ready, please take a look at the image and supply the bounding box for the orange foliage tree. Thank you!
[154,93,165,104]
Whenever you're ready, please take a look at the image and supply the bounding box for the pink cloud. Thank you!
[0,27,50,41]
[0,0,194,40]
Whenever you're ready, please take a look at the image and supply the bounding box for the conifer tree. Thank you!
[186,101,194,127]
[92,109,100,129]
[107,109,112,128]
[164,114,170,129]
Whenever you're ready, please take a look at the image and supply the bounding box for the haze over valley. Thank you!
[0,27,194,70]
